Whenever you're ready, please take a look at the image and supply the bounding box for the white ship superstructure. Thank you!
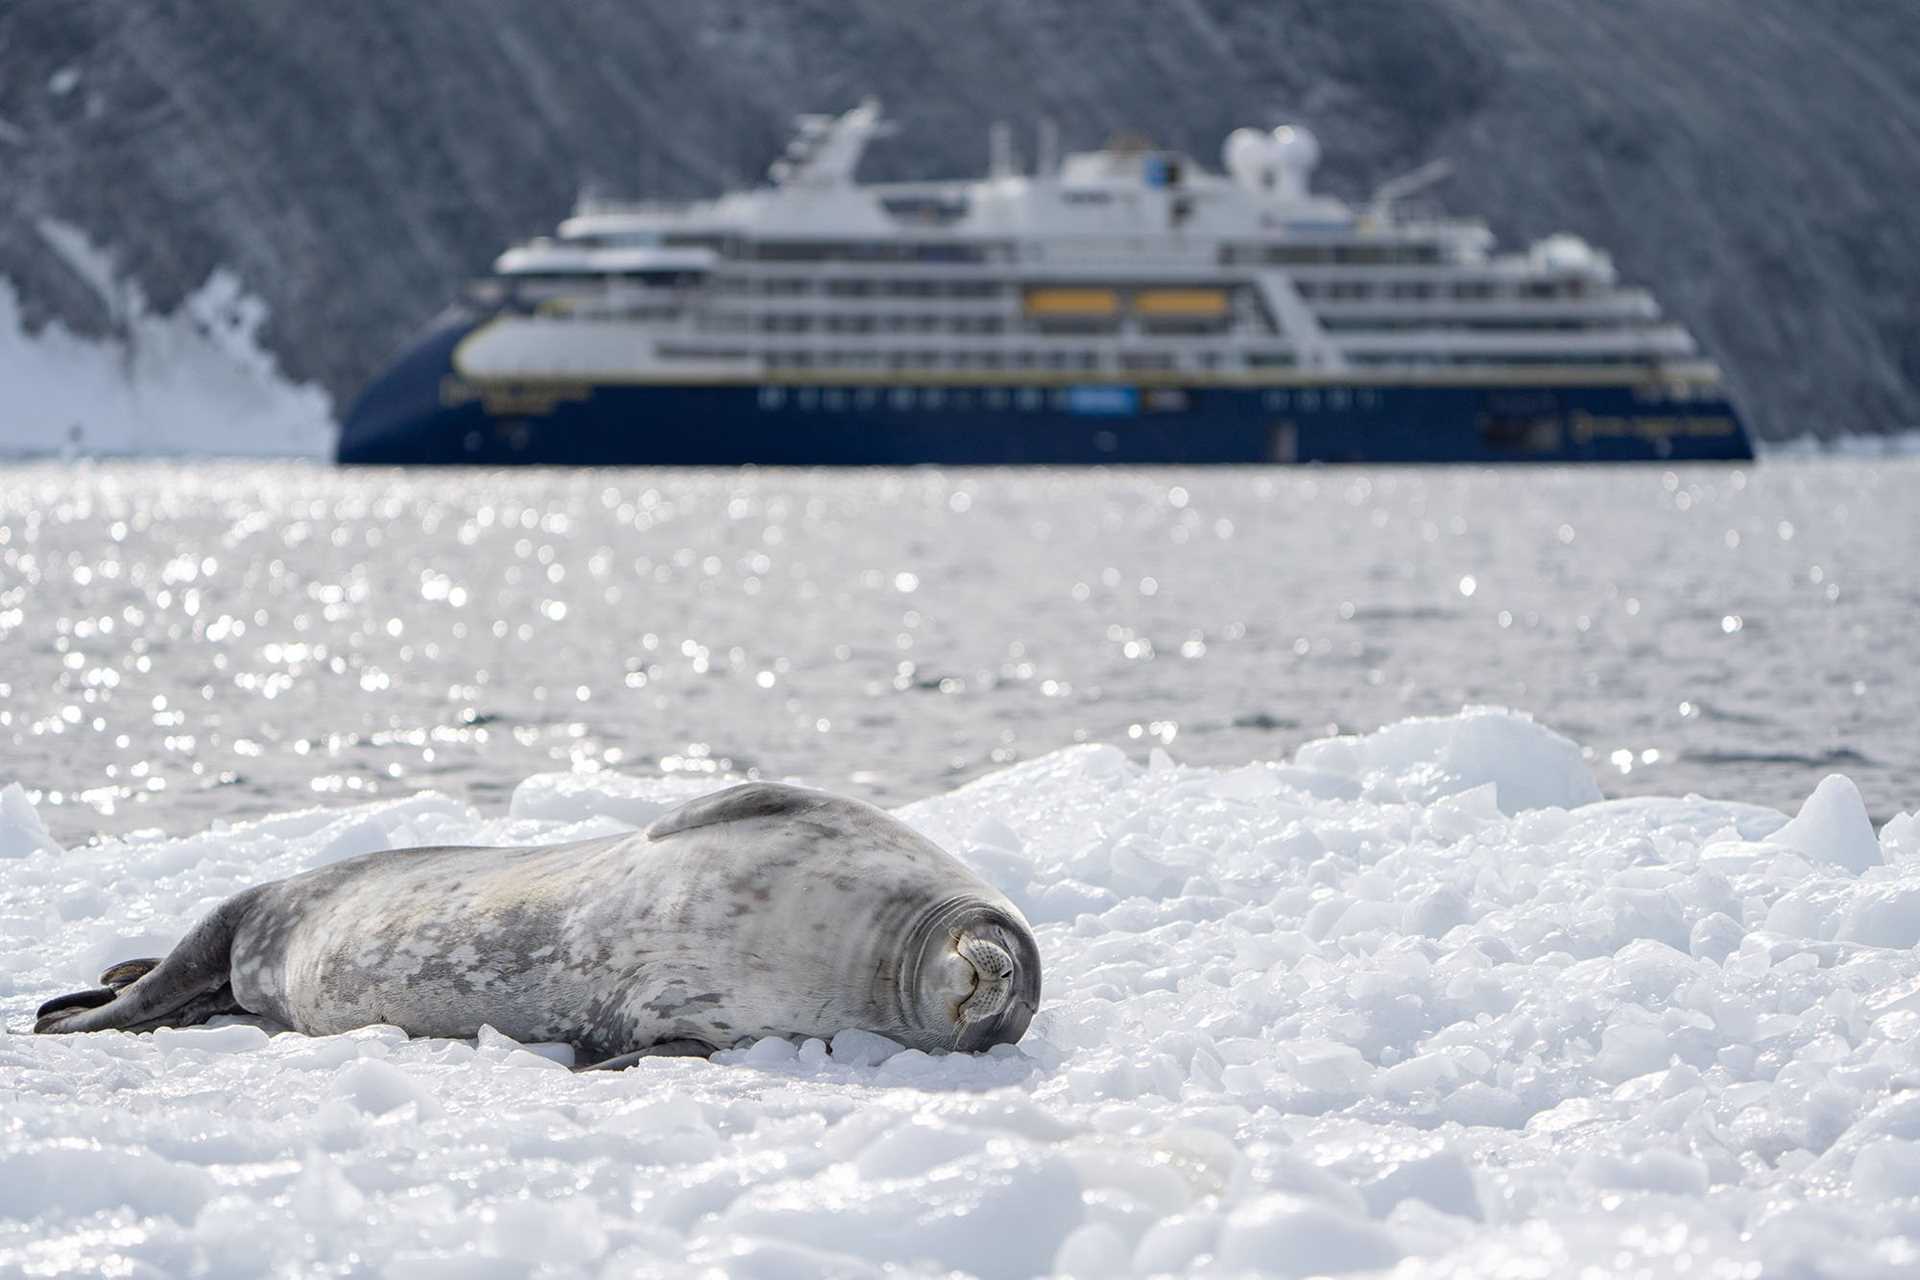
[340,100,1750,464]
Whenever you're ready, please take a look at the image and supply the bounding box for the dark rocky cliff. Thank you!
[3,0,1915,438]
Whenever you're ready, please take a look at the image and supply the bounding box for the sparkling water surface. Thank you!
[1,460,1911,844]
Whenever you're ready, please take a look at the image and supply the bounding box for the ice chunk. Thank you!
[1293,707,1601,813]
[1360,1149,1483,1220]
[829,1029,904,1067]
[1852,1139,1920,1199]
[151,1023,270,1054]
[0,1147,215,1222]
[1054,1222,1132,1277]
[719,1148,1082,1278]
[478,1196,608,1267]
[743,1036,798,1065]
[333,1058,440,1117]
[1769,774,1881,873]
[1837,883,1920,947]
[0,783,61,858]
[1215,1194,1403,1275]
[1880,811,1920,862]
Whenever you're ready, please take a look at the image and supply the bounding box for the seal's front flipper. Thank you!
[574,1039,717,1071]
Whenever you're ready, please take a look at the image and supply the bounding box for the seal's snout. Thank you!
[954,931,1016,1027]
[903,899,1041,1053]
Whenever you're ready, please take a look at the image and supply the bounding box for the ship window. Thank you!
[854,387,879,409]
[924,389,946,409]
[796,388,819,409]
[1062,190,1114,206]
[880,195,971,226]
[1017,388,1044,411]
[758,386,786,410]
[985,389,1010,409]
[618,270,704,287]
[1264,390,1289,409]
[890,388,914,410]
[823,389,848,411]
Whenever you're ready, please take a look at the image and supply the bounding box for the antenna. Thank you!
[989,120,1018,178]
[1036,117,1060,177]
[1368,159,1452,218]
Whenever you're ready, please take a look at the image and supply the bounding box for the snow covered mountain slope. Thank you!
[0,0,1915,447]
[6,710,1920,1275]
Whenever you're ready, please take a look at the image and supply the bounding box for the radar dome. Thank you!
[1222,125,1321,197]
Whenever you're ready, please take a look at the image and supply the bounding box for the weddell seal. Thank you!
[34,783,1041,1067]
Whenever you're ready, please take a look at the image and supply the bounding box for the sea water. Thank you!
[0,459,1911,843]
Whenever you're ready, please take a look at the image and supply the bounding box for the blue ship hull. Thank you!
[338,319,1754,465]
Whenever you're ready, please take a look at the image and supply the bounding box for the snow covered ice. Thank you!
[5,708,1920,1277]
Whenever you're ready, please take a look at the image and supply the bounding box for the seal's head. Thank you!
[897,897,1042,1053]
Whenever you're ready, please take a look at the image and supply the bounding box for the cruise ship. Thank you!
[338,100,1753,465]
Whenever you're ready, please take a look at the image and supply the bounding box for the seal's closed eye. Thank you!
[646,782,840,840]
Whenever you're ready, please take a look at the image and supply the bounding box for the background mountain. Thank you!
[3,0,1916,441]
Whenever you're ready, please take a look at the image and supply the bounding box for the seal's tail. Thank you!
[954,932,1017,1032]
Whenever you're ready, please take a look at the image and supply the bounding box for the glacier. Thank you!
[0,222,330,458]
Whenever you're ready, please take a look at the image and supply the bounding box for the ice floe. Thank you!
[3,708,1919,1277]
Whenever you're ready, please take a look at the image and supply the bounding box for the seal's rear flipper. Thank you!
[33,987,118,1032]
[574,1039,717,1071]
[34,957,170,1030]
[33,891,257,1035]
[100,958,162,989]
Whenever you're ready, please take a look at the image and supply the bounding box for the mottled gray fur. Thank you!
[35,784,1041,1063]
